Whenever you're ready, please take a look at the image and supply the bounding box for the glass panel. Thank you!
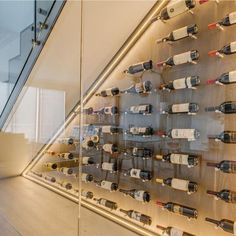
[0,0,34,114]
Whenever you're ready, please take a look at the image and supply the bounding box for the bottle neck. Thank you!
[156,224,166,231]
[120,209,129,214]
[208,135,219,140]
[156,201,164,207]
[207,190,219,196]
[205,218,220,226]
[119,189,131,195]
[205,106,219,112]
[207,162,219,168]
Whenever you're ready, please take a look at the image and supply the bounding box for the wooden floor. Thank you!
[0,177,139,236]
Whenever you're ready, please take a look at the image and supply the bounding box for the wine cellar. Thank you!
[23,0,236,235]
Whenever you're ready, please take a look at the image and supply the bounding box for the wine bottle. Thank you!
[101,126,121,134]
[81,136,99,149]
[163,129,200,141]
[208,131,236,143]
[81,173,93,183]
[128,104,152,115]
[162,103,199,115]
[57,167,73,176]
[44,162,58,170]
[208,42,236,58]
[58,137,79,145]
[45,150,76,160]
[120,81,152,94]
[156,225,195,236]
[81,156,95,165]
[157,24,198,43]
[207,189,236,203]
[81,190,94,199]
[94,198,118,210]
[207,160,236,174]
[129,147,153,159]
[124,60,153,75]
[102,144,118,154]
[119,189,150,202]
[159,76,200,91]
[156,201,198,219]
[208,11,236,30]
[44,175,56,183]
[95,87,120,97]
[101,162,118,172]
[207,71,236,85]
[128,126,154,136]
[59,181,72,190]
[155,153,199,167]
[83,107,94,115]
[94,180,118,191]
[93,106,118,115]
[119,209,152,225]
[157,0,196,21]
[157,50,199,67]
[156,177,198,194]
[124,168,152,181]
[205,218,236,235]
[205,101,236,114]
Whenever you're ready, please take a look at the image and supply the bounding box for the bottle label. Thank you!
[171,178,189,191]
[229,12,236,25]
[173,52,192,65]
[171,129,195,139]
[82,156,90,165]
[230,42,236,53]
[229,71,236,82]
[167,0,188,18]
[172,26,188,40]
[103,144,113,153]
[81,173,88,182]
[102,162,114,171]
[172,103,190,113]
[60,167,71,175]
[173,78,187,89]
[101,181,113,190]
[81,190,88,198]
[104,106,113,115]
[130,169,141,178]
[134,82,144,93]
[170,154,189,165]
[170,228,184,236]
[131,211,142,221]
[173,204,181,214]
[130,127,147,134]
[58,153,70,159]
[130,105,147,113]
[99,199,107,206]
[104,88,113,96]
[134,190,145,201]
[102,126,112,133]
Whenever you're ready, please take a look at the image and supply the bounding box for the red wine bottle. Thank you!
[81,156,95,165]
[128,126,154,136]
[93,106,118,115]
[59,181,72,190]
[119,189,150,202]
[57,167,73,176]
[156,153,199,167]
[94,180,118,191]
[157,0,196,21]
[156,201,198,219]
[128,147,153,159]
[208,11,236,30]
[81,190,93,199]
[44,175,56,183]
[124,60,153,75]
[101,126,122,134]
[160,76,200,91]
[81,173,93,183]
[94,198,118,210]
[162,129,200,141]
[44,162,58,170]
[95,87,120,97]
[156,225,195,236]
[83,107,94,115]
[157,50,199,67]
[45,151,76,160]
[102,144,119,154]
[121,81,152,94]
[162,103,199,115]
[207,189,236,203]
[119,209,152,225]
[207,160,236,174]
[205,101,236,114]
[205,218,236,235]
[156,177,198,194]
[208,42,236,58]
[128,104,152,114]
[208,131,236,143]
[101,162,118,172]
[58,137,78,145]
[207,71,236,85]
[124,168,152,181]
[157,24,198,43]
